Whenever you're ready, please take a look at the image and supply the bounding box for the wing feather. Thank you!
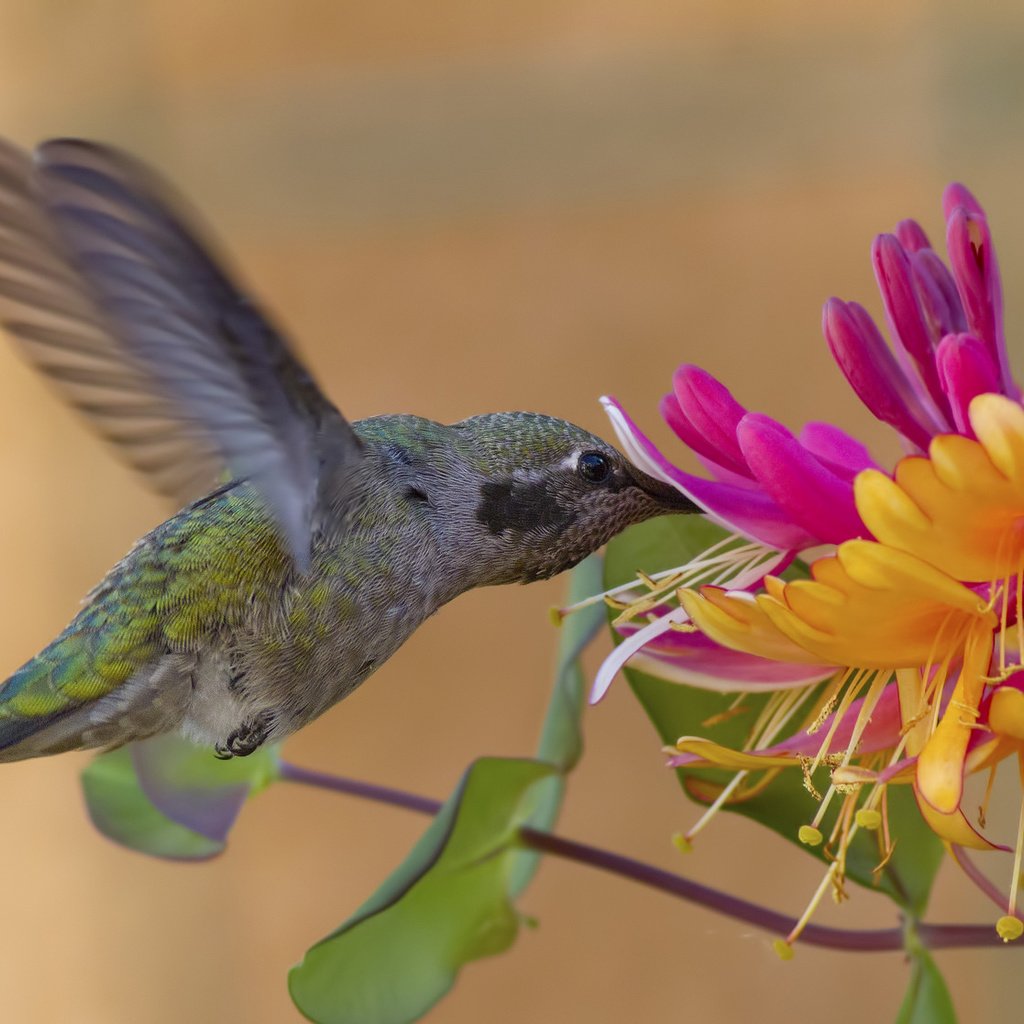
[0,138,365,566]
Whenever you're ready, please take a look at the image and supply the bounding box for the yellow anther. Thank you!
[671,832,693,854]
[996,915,1024,942]
[548,607,564,627]
[798,825,823,847]
[855,808,882,830]
[667,621,699,633]
[772,939,794,961]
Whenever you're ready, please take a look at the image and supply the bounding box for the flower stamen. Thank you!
[1002,753,1024,939]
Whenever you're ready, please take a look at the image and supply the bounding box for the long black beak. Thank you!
[627,464,701,513]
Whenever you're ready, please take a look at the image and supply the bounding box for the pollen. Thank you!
[772,939,795,961]
[854,808,882,830]
[996,915,1023,942]
[798,825,823,847]
[671,832,693,854]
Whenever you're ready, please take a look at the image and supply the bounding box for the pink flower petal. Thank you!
[872,233,953,422]
[945,195,1015,397]
[935,333,999,437]
[619,627,833,691]
[589,607,688,704]
[942,182,986,220]
[671,365,750,476]
[912,248,968,340]
[895,218,932,252]
[660,393,748,478]
[798,421,878,480]
[737,413,869,544]
[601,397,817,551]
[822,298,939,450]
[694,452,759,487]
[668,681,903,768]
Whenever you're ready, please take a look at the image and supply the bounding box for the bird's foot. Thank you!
[213,710,274,759]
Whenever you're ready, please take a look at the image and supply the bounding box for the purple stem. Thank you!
[278,760,1020,954]
[280,761,442,815]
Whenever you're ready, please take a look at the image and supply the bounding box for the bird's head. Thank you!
[446,412,699,586]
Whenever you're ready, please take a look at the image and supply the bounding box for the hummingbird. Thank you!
[0,138,696,762]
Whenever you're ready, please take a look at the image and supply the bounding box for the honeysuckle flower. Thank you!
[591,183,1024,946]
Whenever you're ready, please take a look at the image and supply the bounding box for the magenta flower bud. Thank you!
[736,413,868,545]
[935,333,1000,437]
[942,181,986,220]
[822,298,938,450]
[797,421,877,480]
[912,248,968,340]
[945,200,1013,395]
[871,233,951,420]
[659,393,724,468]
[602,396,817,551]
[670,365,749,476]
[895,218,931,253]
[659,393,753,478]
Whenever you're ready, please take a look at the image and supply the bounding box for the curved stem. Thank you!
[279,759,1018,953]
[280,761,442,815]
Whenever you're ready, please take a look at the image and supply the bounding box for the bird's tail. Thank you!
[0,610,183,762]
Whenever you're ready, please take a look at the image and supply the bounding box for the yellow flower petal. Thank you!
[989,686,1024,743]
[678,588,827,665]
[970,393,1024,482]
[913,783,1006,851]
[673,736,797,770]
[916,625,991,814]
[755,542,994,667]
[855,395,1024,582]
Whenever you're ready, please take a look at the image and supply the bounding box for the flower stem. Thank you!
[278,759,1021,953]
[279,761,442,815]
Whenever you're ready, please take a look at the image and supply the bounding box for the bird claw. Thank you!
[214,711,274,759]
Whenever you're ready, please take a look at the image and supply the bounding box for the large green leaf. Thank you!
[81,734,278,860]
[603,518,944,912]
[896,945,958,1024]
[290,757,557,1024]
[290,558,606,1024]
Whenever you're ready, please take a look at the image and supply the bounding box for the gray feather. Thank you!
[0,138,366,566]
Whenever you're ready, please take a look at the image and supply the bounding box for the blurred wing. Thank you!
[0,138,362,566]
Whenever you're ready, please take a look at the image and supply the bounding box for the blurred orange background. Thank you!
[0,2,1021,1021]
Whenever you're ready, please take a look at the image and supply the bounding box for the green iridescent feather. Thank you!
[0,484,286,737]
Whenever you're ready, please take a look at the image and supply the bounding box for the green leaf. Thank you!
[81,734,278,859]
[509,554,604,896]
[289,757,557,1024]
[896,946,958,1024]
[82,746,224,860]
[603,518,944,911]
[290,559,605,1024]
[605,514,732,582]
[535,553,605,772]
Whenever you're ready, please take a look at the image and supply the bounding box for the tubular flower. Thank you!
[592,184,1024,944]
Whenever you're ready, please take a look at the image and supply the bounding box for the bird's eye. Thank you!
[577,451,612,484]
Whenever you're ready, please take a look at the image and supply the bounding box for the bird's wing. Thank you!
[0,138,363,567]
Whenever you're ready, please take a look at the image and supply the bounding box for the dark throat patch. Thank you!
[477,477,575,535]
